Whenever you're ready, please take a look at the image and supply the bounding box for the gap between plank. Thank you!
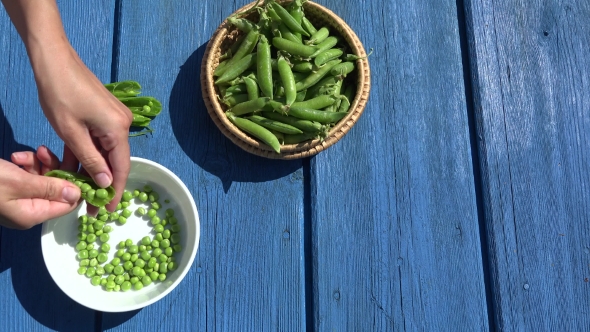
[302,157,315,331]
[455,0,497,330]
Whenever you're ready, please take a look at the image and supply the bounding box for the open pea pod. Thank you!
[104,80,142,98]
[131,113,152,127]
[45,170,116,207]
[118,96,162,117]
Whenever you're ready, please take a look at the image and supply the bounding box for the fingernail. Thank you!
[95,172,112,188]
[12,152,26,161]
[62,187,80,203]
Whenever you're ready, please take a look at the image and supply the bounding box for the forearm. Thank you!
[1,0,74,79]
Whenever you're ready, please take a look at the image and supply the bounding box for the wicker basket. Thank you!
[201,0,371,159]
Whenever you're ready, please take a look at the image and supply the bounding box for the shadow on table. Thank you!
[169,42,302,193]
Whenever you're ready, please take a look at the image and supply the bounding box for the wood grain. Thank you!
[309,0,489,330]
[101,1,307,330]
[463,0,590,330]
[0,1,115,331]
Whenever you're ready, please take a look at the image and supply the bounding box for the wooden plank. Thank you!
[102,1,307,330]
[310,0,489,330]
[463,0,590,330]
[0,1,115,330]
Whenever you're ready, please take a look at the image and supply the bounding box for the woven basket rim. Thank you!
[200,0,371,160]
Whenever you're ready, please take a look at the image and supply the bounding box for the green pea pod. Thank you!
[283,132,320,145]
[215,52,257,84]
[272,37,317,58]
[222,93,249,107]
[119,97,162,117]
[242,76,259,100]
[288,1,304,41]
[214,30,259,77]
[269,129,285,145]
[265,5,282,22]
[246,114,303,134]
[301,17,318,36]
[292,61,313,73]
[229,97,270,116]
[288,106,348,124]
[223,83,248,96]
[269,1,310,37]
[45,170,116,207]
[338,85,355,113]
[227,17,259,33]
[295,59,342,91]
[261,111,323,133]
[257,35,274,99]
[104,81,141,98]
[343,48,374,61]
[296,89,307,102]
[306,27,329,45]
[330,62,355,78]
[310,36,339,57]
[227,112,281,153]
[278,22,302,43]
[307,75,341,98]
[132,113,152,127]
[314,48,344,67]
[277,56,297,106]
[292,95,338,109]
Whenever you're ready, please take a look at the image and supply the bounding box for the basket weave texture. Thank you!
[201,0,371,159]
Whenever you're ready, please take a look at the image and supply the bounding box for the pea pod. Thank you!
[288,106,348,124]
[283,132,320,145]
[314,48,343,67]
[330,62,355,78]
[45,170,116,207]
[242,76,259,100]
[272,37,317,58]
[261,111,323,133]
[118,96,162,117]
[307,75,341,98]
[277,56,297,106]
[338,85,355,113]
[268,1,310,37]
[227,17,259,33]
[301,17,318,35]
[295,59,341,91]
[222,93,249,107]
[215,52,257,84]
[104,81,141,98]
[306,27,329,45]
[257,35,274,99]
[291,61,314,73]
[278,23,302,43]
[246,115,303,134]
[343,48,374,61]
[132,113,152,127]
[227,112,281,153]
[292,94,338,109]
[214,30,259,77]
[223,83,248,96]
[229,97,270,116]
[310,36,339,57]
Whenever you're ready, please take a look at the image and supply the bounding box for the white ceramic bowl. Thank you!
[41,157,200,312]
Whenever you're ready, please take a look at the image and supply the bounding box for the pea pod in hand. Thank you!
[103,81,141,98]
[45,170,116,207]
[118,96,162,117]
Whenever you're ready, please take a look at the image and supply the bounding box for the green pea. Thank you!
[104,263,114,274]
[87,217,96,224]
[77,232,87,241]
[121,281,132,292]
[79,215,88,223]
[151,240,160,248]
[167,261,177,271]
[103,225,113,233]
[158,254,168,263]
[80,183,92,193]
[165,209,174,218]
[115,275,125,285]
[141,276,152,286]
[145,268,153,273]
[173,244,182,252]
[134,282,144,290]
[141,251,151,261]
[171,225,181,233]
[160,239,171,249]
[158,273,167,282]
[134,259,146,268]
[96,189,108,199]
[148,257,157,268]
[149,271,159,281]
[113,266,124,275]
[100,278,108,286]
[133,189,140,197]
[147,209,157,218]
[100,242,110,252]
[154,224,164,233]
[143,185,153,193]
[164,199,170,204]
[77,267,87,275]
[89,258,98,267]
[99,214,109,222]
[149,192,159,202]
[125,239,134,247]
[139,192,148,202]
[132,266,142,276]
[155,233,164,242]
[85,267,96,278]
[78,224,87,232]
[118,216,127,224]
[160,219,168,226]
[141,236,151,246]
[159,262,168,274]
[153,263,160,273]
[77,250,89,260]
[107,274,116,282]
[116,202,122,210]
[124,273,130,281]
[130,277,139,285]
[88,249,98,258]
[97,253,108,264]
[136,207,146,216]
[151,202,161,210]
[121,202,130,209]
[86,189,96,201]
[87,225,95,234]
[130,254,139,263]
[97,206,107,216]
[76,241,87,251]
[96,265,105,275]
[122,209,132,218]
[111,257,121,266]
[106,280,116,290]
[91,276,102,286]
[94,229,103,237]
[122,191,133,202]
[79,259,89,267]
[86,243,95,251]
[110,212,120,221]
[164,247,174,257]
[151,216,161,226]
[306,27,329,45]
[123,261,134,271]
[122,253,131,261]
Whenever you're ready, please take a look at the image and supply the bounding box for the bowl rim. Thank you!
[200,0,371,160]
[40,156,200,312]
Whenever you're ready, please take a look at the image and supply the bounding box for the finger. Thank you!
[37,145,61,174]
[11,151,41,175]
[61,144,80,172]
[8,198,78,227]
[64,129,112,188]
[17,172,81,204]
[103,137,130,212]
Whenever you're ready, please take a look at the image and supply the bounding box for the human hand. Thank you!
[0,146,80,230]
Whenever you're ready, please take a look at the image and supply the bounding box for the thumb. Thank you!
[65,134,112,188]
[21,173,82,204]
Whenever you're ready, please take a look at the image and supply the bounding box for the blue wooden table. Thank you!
[1,0,589,330]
